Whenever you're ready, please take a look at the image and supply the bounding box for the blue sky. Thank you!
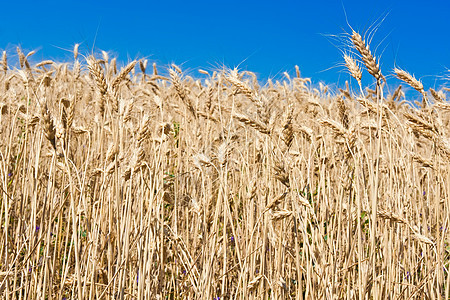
[1,0,449,90]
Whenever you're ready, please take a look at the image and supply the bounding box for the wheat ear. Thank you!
[351,31,384,82]
[344,54,362,85]
[394,68,424,94]
[41,102,56,150]
[87,56,108,116]
[232,112,270,135]
[429,88,444,102]
[226,71,260,104]
[73,43,79,60]
[110,61,136,111]
[169,68,196,117]
[394,68,428,106]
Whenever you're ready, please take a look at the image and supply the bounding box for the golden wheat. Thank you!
[0,41,448,300]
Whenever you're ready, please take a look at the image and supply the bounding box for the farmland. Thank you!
[0,32,449,299]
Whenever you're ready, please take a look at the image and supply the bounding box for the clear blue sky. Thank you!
[1,0,449,89]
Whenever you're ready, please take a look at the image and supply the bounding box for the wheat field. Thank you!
[0,32,449,299]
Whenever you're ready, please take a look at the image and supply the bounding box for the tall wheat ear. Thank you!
[86,56,108,115]
[351,31,384,82]
[169,67,196,117]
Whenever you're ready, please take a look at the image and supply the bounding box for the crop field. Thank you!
[0,30,449,299]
